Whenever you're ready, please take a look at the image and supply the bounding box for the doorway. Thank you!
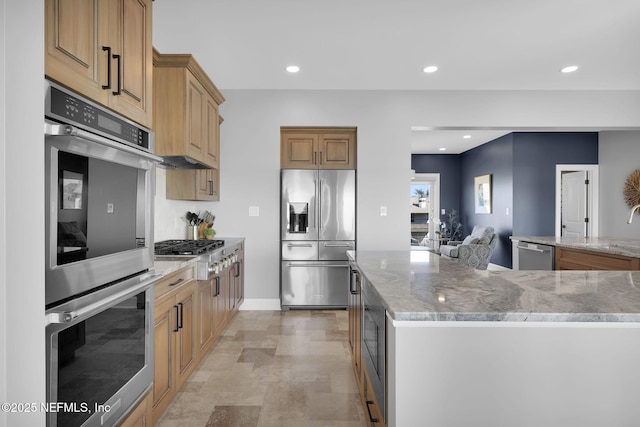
[410,173,440,249]
[556,164,599,237]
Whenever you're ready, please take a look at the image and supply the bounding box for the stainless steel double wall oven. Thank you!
[44,80,161,427]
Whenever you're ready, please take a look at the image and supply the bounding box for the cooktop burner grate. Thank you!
[154,239,225,255]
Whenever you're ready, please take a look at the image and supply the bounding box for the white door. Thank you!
[561,171,588,237]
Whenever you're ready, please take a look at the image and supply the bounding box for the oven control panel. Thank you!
[46,83,150,151]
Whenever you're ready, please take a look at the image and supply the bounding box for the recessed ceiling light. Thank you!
[560,65,579,73]
[286,65,300,73]
[463,135,471,139]
[439,147,446,151]
[422,65,438,73]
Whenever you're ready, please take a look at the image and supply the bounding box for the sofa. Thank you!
[440,226,497,270]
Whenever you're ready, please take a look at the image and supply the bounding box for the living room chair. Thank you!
[440,226,497,270]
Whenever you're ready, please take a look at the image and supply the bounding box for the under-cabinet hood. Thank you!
[159,155,211,169]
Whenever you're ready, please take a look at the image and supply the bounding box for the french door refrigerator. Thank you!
[280,169,356,309]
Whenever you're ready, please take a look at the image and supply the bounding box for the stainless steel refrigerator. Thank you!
[280,169,356,309]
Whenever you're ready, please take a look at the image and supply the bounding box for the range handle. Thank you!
[285,263,347,268]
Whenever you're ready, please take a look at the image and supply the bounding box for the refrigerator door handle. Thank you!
[314,179,319,231]
[323,243,353,247]
[287,243,313,248]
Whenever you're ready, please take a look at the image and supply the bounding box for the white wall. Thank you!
[0,0,6,423]
[1,1,45,427]
[153,89,640,307]
[599,130,640,238]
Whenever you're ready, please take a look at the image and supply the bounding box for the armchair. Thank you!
[440,226,497,270]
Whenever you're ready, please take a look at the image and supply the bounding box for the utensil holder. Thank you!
[187,225,199,240]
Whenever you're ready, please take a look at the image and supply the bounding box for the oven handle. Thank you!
[45,273,162,325]
[45,122,162,163]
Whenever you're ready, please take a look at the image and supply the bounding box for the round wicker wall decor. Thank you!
[624,169,640,208]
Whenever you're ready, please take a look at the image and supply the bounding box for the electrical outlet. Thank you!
[107,203,114,214]
[506,207,510,215]
[441,208,445,215]
[249,206,260,217]
[380,206,387,216]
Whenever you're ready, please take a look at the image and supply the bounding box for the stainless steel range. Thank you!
[154,239,238,281]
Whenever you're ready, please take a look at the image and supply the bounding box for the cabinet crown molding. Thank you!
[153,48,225,105]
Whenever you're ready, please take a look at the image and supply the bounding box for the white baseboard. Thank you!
[239,298,281,311]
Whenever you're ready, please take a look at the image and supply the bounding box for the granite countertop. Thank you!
[510,236,640,258]
[348,250,640,322]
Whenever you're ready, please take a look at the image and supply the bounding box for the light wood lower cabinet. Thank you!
[152,266,198,424]
[348,269,363,394]
[117,391,152,427]
[555,247,640,270]
[153,243,245,424]
[363,368,386,427]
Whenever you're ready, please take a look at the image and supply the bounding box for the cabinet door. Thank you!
[175,283,197,388]
[320,132,356,169]
[204,96,220,169]
[152,294,176,423]
[45,0,108,104]
[117,391,151,427]
[281,133,318,169]
[197,280,215,359]
[196,169,219,201]
[215,271,230,335]
[186,74,206,162]
[234,252,244,308]
[107,0,153,127]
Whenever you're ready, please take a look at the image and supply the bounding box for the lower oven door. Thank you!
[45,272,160,427]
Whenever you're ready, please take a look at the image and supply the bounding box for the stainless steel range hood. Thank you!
[159,155,211,169]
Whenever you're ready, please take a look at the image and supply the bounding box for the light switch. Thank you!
[441,208,445,215]
[380,206,387,216]
[249,206,260,217]
[506,208,510,215]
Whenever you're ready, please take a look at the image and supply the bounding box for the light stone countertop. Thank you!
[348,250,640,322]
[510,236,640,258]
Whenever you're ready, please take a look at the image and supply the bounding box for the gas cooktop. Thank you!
[154,239,225,255]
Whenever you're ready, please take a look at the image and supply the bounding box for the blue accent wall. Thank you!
[512,132,598,236]
[461,134,514,268]
[412,132,598,269]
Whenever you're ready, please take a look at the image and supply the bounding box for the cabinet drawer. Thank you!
[155,265,196,298]
[556,247,640,270]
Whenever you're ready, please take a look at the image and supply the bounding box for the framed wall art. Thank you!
[474,174,492,214]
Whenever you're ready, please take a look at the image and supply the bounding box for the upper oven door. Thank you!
[45,122,159,306]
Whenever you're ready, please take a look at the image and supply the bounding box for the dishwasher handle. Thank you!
[518,245,548,253]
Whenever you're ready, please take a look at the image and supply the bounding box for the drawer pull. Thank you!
[365,400,379,423]
[169,278,184,287]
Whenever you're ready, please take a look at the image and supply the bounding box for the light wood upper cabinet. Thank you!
[165,168,219,201]
[45,0,153,128]
[153,50,225,169]
[281,127,356,169]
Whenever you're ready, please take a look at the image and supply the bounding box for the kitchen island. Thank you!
[348,250,640,427]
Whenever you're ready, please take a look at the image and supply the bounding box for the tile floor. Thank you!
[156,310,367,427]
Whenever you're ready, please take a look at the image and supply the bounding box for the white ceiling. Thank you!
[153,0,640,153]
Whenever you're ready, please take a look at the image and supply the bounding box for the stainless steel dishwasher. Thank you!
[517,241,555,270]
